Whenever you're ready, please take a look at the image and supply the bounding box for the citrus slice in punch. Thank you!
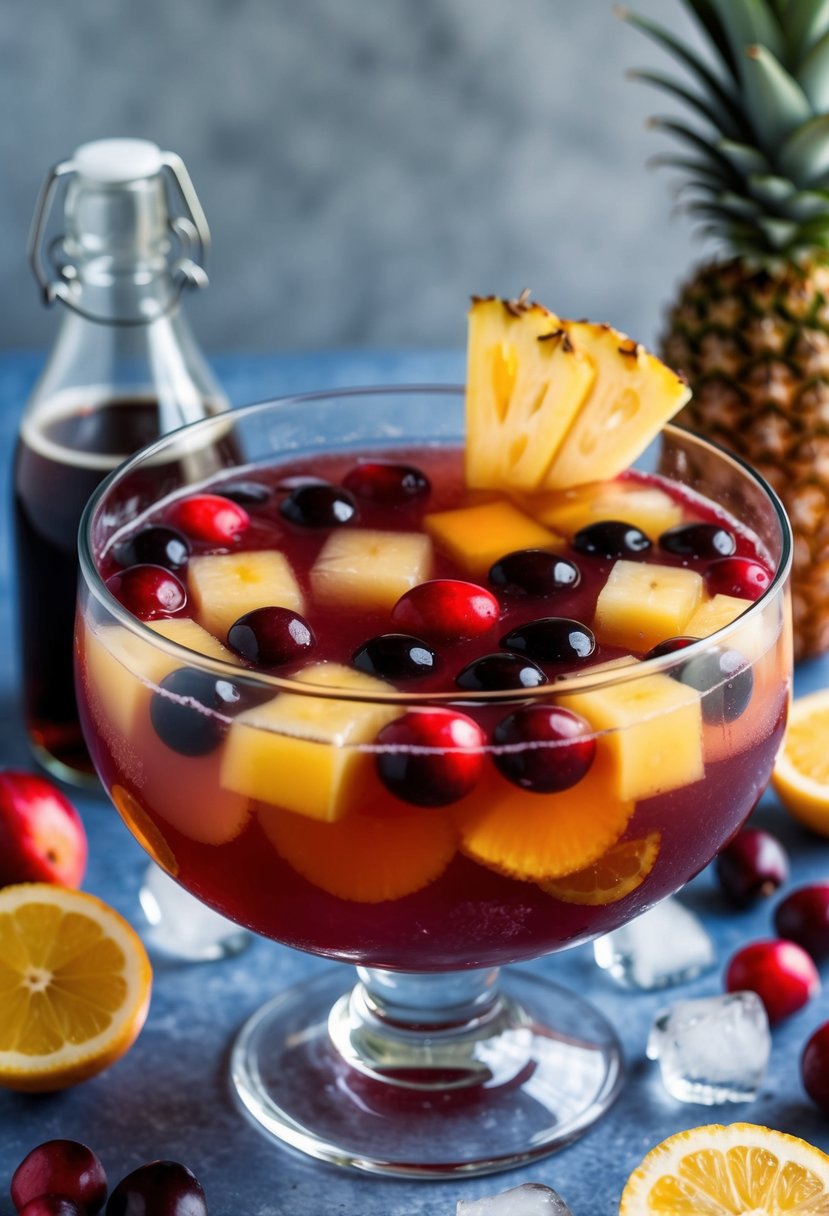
[619,1122,829,1214]
[772,688,829,836]
[540,832,660,905]
[0,883,152,1091]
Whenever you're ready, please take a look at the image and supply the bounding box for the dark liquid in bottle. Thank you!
[14,395,236,782]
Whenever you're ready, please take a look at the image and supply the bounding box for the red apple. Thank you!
[0,772,87,888]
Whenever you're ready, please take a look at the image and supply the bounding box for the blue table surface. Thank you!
[2,348,829,1216]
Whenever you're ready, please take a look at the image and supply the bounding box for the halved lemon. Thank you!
[0,883,152,1092]
[619,1122,829,1214]
[772,688,829,836]
[539,832,660,905]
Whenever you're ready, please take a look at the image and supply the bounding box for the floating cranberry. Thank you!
[493,705,596,793]
[227,606,315,666]
[351,633,437,681]
[802,1022,829,1114]
[150,668,243,756]
[501,617,595,664]
[105,565,186,621]
[375,709,485,807]
[343,461,430,503]
[676,647,753,724]
[19,1200,82,1216]
[217,479,271,505]
[11,1140,107,1215]
[705,556,772,601]
[774,884,829,960]
[571,520,651,558]
[489,549,581,596]
[725,939,820,1024]
[105,1161,206,1216]
[715,828,789,907]
[644,636,697,660]
[455,653,547,692]
[279,483,357,527]
[659,522,736,559]
[112,525,190,572]
[167,493,249,544]
[391,580,499,641]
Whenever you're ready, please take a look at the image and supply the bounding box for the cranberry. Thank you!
[150,668,244,756]
[493,705,596,793]
[455,652,547,691]
[489,549,581,596]
[279,483,357,527]
[802,1022,829,1114]
[112,526,190,572]
[105,565,186,620]
[774,884,829,960]
[391,580,499,641]
[725,939,820,1023]
[351,633,437,681]
[167,493,249,544]
[217,479,271,505]
[571,520,651,558]
[677,646,753,724]
[644,636,697,659]
[501,617,595,664]
[375,709,485,806]
[11,1141,107,1215]
[227,606,315,666]
[343,461,430,503]
[105,1161,206,1216]
[715,828,789,907]
[19,1201,82,1216]
[660,522,736,559]
[705,556,772,601]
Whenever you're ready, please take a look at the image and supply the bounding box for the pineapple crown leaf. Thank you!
[678,0,739,80]
[799,27,829,109]
[709,0,786,75]
[629,67,747,140]
[717,137,771,176]
[786,0,829,65]
[743,43,813,150]
[779,112,829,181]
[618,8,744,127]
[649,117,747,188]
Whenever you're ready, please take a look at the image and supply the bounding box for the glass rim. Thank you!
[77,384,794,706]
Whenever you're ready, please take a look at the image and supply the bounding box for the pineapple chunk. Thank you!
[189,550,304,641]
[684,594,752,639]
[594,560,703,651]
[563,670,704,800]
[424,499,564,575]
[220,663,400,822]
[532,479,684,539]
[82,618,235,741]
[310,529,432,611]
[541,320,691,490]
[465,296,596,491]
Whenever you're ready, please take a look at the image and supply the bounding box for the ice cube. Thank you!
[593,896,715,990]
[457,1183,572,1216]
[139,862,251,962]
[647,990,771,1104]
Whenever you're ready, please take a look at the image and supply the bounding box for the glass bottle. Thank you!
[14,138,231,785]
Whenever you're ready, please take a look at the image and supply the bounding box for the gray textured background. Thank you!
[2,0,707,354]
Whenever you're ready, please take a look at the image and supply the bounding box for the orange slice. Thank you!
[540,832,660,905]
[453,746,633,882]
[619,1122,829,1214]
[111,784,179,877]
[772,688,829,836]
[259,804,457,903]
[0,883,152,1092]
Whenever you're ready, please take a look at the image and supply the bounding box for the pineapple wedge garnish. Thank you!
[465,295,596,491]
[465,295,691,493]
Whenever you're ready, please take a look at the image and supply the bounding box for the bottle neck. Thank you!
[60,257,184,326]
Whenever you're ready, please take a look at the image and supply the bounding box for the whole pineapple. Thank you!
[624,0,829,659]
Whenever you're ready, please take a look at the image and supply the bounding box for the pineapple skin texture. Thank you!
[662,257,829,660]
